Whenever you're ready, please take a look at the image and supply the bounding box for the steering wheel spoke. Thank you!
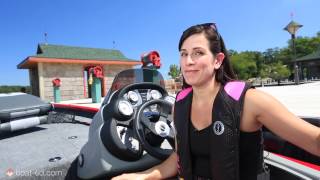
[159,111,168,118]
[168,127,175,139]
[134,98,174,160]
[166,137,175,149]
[140,114,158,134]
[163,127,175,147]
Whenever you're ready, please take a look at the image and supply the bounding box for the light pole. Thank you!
[284,21,303,85]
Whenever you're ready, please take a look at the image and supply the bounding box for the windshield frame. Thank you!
[103,68,165,104]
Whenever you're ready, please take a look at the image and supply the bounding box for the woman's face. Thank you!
[180,33,218,87]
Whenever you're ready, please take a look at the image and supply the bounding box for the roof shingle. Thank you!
[34,44,136,61]
[296,45,320,62]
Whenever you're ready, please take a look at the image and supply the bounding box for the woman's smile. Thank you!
[184,70,199,75]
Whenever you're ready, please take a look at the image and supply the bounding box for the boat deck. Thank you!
[258,81,320,118]
[0,123,89,179]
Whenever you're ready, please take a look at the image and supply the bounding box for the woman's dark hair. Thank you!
[178,23,237,88]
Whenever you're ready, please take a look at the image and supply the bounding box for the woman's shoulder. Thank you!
[243,87,279,115]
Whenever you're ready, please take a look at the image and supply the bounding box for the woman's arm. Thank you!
[245,89,320,156]
[145,152,178,179]
[111,144,178,180]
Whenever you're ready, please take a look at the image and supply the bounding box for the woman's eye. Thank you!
[193,51,204,57]
[180,52,188,57]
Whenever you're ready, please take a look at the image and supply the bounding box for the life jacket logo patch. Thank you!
[213,121,224,135]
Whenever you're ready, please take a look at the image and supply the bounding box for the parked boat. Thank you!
[1,68,319,180]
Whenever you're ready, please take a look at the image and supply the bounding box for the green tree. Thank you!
[231,52,258,80]
[293,33,320,58]
[229,31,320,81]
[280,32,320,65]
[0,86,31,93]
[259,64,270,79]
[168,64,181,80]
[263,48,280,64]
[269,62,290,85]
[228,49,238,56]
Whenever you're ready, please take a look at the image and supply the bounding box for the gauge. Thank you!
[128,91,139,103]
[118,100,134,116]
[164,95,175,105]
[150,90,162,99]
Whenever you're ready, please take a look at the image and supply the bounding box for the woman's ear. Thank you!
[214,52,225,69]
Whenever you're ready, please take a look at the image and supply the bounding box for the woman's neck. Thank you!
[192,79,220,102]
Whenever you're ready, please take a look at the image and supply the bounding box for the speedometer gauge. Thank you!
[118,100,133,116]
[128,91,139,103]
[164,95,175,105]
[150,90,162,99]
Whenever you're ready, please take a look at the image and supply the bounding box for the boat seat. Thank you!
[0,93,52,133]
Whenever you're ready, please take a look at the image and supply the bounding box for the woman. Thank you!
[112,23,320,180]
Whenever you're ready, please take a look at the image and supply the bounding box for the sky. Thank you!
[1,0,319,85]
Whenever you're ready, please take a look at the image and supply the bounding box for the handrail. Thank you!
[264,151,320,180]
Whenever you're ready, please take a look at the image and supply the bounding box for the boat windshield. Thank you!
[104,68,165,102]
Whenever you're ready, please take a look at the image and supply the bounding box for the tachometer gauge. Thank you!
[128,91,139,103]
[164,95,175,105]
[118,100,134,116]
[150,90,162,99]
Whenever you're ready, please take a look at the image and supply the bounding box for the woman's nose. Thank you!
[185,55,195,65]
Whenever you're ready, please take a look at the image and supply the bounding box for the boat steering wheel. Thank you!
[134,99,175,160]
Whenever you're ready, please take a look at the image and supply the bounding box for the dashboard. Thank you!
[116,89,175,118]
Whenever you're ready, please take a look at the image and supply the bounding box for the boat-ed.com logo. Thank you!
[6,168,14,177]
[5,168,64,177]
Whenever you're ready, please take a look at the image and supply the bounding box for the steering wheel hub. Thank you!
[155,121,170,137]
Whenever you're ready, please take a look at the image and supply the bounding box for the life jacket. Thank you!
[174,81,263,180]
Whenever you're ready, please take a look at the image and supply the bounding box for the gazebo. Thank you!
[295,46,320,80]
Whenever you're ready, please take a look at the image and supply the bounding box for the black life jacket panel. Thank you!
[174,81,263,180]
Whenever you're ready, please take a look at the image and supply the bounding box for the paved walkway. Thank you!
[258,81,320,118]
[62,82,320,118]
